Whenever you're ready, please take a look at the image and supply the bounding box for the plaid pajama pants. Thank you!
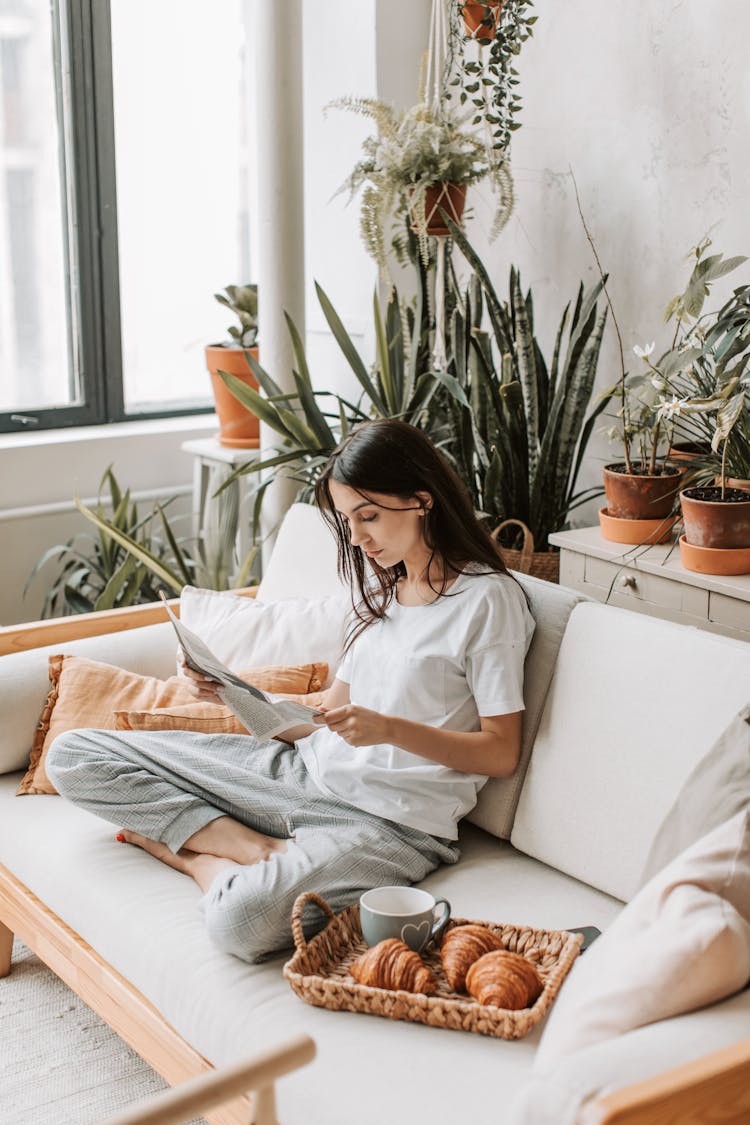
[46,730,459,963]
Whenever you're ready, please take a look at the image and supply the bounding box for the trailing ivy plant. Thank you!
[445,1,537,156]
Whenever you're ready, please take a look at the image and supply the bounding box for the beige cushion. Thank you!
[507,987,750,1125]
[511,603,750,900]
[257,502,347,602]
[640,702,750,886]
[180,585,348,688]
[17,655,328,795]
[0,622,178,777]
[114,689,326,734]
[533,810,750,1071]
[467,573,586,839]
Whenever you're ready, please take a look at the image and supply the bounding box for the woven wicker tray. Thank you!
[283,892,583,1039]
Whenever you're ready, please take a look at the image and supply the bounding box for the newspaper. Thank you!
[159,592,324,741]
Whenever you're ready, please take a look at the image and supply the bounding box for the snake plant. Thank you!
[443,221,610,550]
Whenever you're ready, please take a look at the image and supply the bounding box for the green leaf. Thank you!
[217,371,295,439]
[74,497,184,594]
[316,282,387,414]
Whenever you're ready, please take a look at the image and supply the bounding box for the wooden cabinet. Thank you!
[548,527,750,643]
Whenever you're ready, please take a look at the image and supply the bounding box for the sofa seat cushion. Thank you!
[511,603,750,902]
[0,775,621,1125]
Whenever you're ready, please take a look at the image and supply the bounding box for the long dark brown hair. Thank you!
[315,419,516,649]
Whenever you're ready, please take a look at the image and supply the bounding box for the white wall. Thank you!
[463,0,750,518]
[4,1,749,624]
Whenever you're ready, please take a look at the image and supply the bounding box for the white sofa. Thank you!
[1,503,749,1125]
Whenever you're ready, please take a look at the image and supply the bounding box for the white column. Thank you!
[254,0,305,558]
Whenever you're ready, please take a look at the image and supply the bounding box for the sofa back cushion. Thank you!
[511,602,750,902]
[0,623,178,776]
[257,503,347,602]
[466,573,586,838]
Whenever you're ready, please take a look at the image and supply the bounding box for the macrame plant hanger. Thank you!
[425,0,450,374]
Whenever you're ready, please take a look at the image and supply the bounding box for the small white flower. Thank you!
[657,395,689,421]
[633,342,655,359]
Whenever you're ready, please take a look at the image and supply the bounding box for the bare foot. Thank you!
[182,815,288,865]
[117,830,237,892]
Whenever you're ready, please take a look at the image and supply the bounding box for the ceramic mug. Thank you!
[359,886,451,952]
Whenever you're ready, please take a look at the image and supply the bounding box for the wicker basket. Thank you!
[283,892,583,1040]
[491,519,560,584]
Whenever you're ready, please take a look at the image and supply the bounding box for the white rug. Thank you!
[2,940,205,1124]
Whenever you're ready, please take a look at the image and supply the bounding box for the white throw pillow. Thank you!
[640,703,750,886]
[533,810,750,1070]
[179,587,350,688]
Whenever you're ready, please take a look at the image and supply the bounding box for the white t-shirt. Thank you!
[296,567,536,840]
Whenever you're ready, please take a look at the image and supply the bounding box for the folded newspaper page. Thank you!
[159,592,323,741]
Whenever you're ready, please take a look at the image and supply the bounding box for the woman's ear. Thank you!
[414,491,433,513]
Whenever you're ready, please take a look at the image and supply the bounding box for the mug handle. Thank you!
[430,897,451,946]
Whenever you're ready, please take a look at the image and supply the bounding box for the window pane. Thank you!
[111,0,250,414]
[0,2,75,413]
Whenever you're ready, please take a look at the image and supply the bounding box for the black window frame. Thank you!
[0,0,213,435]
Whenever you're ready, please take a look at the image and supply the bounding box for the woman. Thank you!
[47,420,535,962]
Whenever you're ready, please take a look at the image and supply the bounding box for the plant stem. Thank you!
[721,436,728,499]
[570,168,633,474]
[649,417,661,475]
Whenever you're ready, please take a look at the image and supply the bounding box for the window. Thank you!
[0,0,252,433]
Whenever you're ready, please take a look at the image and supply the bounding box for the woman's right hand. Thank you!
[179,655,223,704]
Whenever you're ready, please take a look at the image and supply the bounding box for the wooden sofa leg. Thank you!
[0,919,13,977]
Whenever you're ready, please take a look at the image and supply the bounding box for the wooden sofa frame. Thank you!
[1,601,749,1125]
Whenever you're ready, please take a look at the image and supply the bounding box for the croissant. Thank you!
[465,949,543,1010]
[350,938,438,995]
[440,924,505,991]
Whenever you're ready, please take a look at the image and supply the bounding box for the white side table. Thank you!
[181,437,260,571]
[549,526,750,643]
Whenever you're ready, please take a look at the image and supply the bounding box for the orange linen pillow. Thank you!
[18,655,327,796]
[114,691,326,734]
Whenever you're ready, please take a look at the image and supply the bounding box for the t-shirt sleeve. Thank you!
[335,642,354,684]
[464,580,534,716]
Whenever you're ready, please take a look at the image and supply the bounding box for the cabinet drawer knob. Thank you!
[621,575,638,590]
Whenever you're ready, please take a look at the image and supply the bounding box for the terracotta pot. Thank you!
[412,183,467,237]
[602,463,682,521]
[667,441,710,465]
[678,534,750,576]
[205,345,260,449]
[680,486,750,550]
[461,1,502,39]
[598,507,678,546]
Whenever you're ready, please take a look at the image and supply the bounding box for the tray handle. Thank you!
[290,891,336,952]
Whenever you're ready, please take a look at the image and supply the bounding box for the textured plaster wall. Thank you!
[464,0,750,516]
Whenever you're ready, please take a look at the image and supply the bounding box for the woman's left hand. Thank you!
[315,704,391,747]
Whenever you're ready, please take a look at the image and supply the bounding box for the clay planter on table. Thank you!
[598,507,678,546]
[680,486,750,551]
[678,535,750,577]
[205,345,260,449]
[602,463,682,520]
[412,183,467,237]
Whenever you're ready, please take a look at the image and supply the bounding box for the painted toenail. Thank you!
[116,833,126,843]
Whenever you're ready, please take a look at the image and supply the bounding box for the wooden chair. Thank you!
[99,1033,315,1125]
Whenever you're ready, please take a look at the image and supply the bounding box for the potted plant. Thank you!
[449,1,536,155]
[205,284,261,448]
[460,1,504,40]
[443,223,610,579]
[578,204,745,544]
[329,98,513,270]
